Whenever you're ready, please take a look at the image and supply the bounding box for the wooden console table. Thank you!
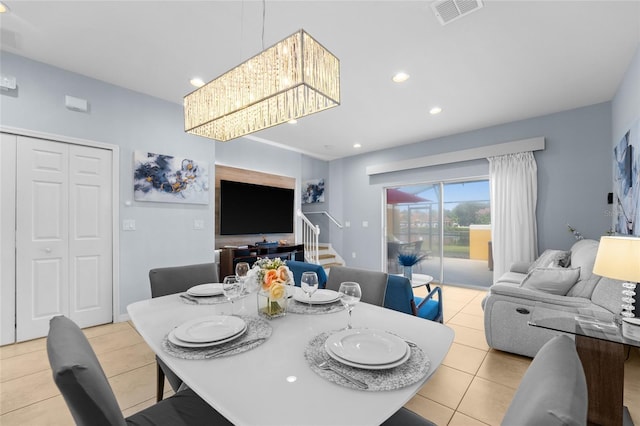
[219,244,304,278]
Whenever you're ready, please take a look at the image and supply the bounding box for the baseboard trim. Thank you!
[117,313,131,323]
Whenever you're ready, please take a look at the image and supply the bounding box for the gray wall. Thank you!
[611,44,640,236]
[328,102,614,270]
[327,42,640,270]
[2,41,636,313]
[300,155,333,244]
[0,52,315,316]
[612,45,640,145]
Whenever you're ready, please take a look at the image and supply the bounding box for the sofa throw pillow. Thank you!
[521,267,581,295]
[527,250,571,273]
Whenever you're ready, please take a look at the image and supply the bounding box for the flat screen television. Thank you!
[220,180,295,235]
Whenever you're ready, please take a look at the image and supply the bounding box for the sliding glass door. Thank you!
[385,179,493,288]
[386,184,441,277]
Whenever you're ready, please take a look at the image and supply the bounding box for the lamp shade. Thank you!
[592,236,640,282]
[184,29,340,142]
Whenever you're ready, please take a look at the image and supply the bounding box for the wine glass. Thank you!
[338,281,361,329]
[235,262,250,292]
[301,271,319,307]
[222,275,242,314]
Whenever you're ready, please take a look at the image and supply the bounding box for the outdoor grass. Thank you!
[443,245,469,258]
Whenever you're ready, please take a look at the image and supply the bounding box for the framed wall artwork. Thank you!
[302,178,325,204]
[133,151,209,204]
[614,118,639,236]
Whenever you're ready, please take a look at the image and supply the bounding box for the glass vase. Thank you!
[257,289,287,319]
[403,266,413,281]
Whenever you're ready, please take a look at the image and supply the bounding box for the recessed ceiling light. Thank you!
[189,77,205,88]
[0,2,9,13]
[392,72,410,83]
[288,119,297,124]
[429,106,443,115]
[353,143,362,149]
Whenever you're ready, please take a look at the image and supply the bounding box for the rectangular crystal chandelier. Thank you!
[184,29,340,142]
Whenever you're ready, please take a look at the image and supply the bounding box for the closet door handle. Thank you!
[44,247,52,253]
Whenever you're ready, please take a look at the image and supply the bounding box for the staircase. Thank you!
[317,243,345,271]
[297,209,345,272]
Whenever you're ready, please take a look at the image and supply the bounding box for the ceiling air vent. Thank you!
[431,0,484,26]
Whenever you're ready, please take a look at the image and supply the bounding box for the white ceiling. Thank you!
[1,1,639,160]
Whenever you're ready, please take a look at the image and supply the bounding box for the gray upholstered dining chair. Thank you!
[326,265,389,306]
[385,334,586,426]
[47,315,232,426]
[501,334,587,425]
[382,408,437,426]
[149,262,218,401]
[149,262,219,298]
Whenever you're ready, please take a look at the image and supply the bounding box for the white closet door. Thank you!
[16,137,70,341]
[15,136,113,341]
[68,144,113,328]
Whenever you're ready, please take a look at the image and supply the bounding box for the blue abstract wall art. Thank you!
[302,178,325,204]
[133,151,209,204]
[614,118,639,236]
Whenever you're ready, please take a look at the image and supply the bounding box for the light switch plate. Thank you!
[122,219,136,231]
[0,74,16,90]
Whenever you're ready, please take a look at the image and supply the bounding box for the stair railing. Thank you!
[297,209,320,264]
[302,210,343,228]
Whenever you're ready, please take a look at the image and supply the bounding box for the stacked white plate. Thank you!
[186,283,224,297]
[293,288,341,305]
[168,315,247,348]
[324,329,410,370]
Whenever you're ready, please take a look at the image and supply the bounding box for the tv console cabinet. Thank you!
[219,244,305,278]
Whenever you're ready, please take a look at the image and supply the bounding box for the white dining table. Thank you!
[127,292,454,426]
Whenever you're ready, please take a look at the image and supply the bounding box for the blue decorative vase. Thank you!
[403,266,413,281]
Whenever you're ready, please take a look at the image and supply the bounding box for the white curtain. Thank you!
[489,151,538,281]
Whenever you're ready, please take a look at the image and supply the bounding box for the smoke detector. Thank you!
[431,0,484,26]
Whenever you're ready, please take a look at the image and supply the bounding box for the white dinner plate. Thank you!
[326,344,411,370]
[173,315,246,343]
[168,326,246,348]
[325,329,408,365]
[186,283,224,297]
[293,288,341,305]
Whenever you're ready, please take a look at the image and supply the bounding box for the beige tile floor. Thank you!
[1,286,638,425]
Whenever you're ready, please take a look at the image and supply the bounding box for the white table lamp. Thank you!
[593,236,640,318]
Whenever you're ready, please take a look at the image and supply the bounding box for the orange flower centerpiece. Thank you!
[247,258,293,319]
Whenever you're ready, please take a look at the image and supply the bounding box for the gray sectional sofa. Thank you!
[482,239,623,357]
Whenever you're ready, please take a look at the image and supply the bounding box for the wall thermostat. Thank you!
[65,95,89,112]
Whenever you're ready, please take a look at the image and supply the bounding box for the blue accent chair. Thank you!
[384,275,443,323]
[286,260,328,289]
[415,287,443,323]
[384,275,417,315]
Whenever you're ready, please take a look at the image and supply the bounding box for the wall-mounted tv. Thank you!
[220,180,295,235]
